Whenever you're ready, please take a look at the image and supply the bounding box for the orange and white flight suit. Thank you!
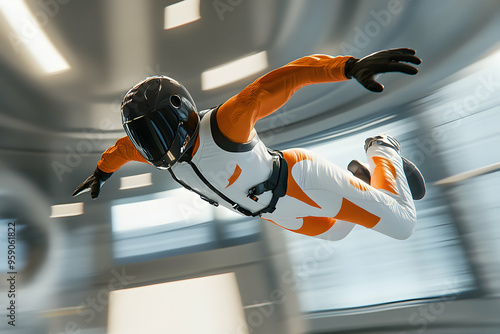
[97,55,417,241]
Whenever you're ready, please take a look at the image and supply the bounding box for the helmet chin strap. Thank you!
[177,132,200,164]
[177,120,200,163]
[154,129,199,168]
[157,132,183,168]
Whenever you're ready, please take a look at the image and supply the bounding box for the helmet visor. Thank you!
[124,109,179,162]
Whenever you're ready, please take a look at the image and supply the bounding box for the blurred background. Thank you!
[0,0,499,333]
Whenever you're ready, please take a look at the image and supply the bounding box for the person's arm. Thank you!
[72,137,148,199]
[217,55,352,143]
[217,48,421,143]
[97,136,148,173]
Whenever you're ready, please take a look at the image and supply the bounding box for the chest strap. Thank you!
[169,150,288,217]
[187,161,255,217]
[168,168,219,207]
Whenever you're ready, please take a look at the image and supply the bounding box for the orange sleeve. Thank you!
[97,136,149,173]
[216,55,353,143]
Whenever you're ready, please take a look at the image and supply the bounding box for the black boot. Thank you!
[347,160,371,184]
[350,134,426,200]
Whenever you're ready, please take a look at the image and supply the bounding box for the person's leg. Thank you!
[349,136,426,201]
[263,215,356,241]
[365,137,413,206]
[364,137,416,238]
[265,142,417,240]
[262,148,356,241]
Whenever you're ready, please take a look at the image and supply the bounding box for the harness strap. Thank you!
[248,149,288,216]
[249,154,280,197]
[169,150,288,217]
[168,168,219,207]
[169,107,288,216]
[187,161,254,217]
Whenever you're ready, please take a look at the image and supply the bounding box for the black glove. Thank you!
[72,167,113,199]
[344,48,421,92]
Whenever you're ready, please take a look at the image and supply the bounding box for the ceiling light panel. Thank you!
[50,202,84,218]
[0,0,70,74]
[164,0,201,30]
[201,51,269,90]
[120,173,153,190]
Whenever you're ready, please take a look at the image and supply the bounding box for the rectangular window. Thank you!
[111,188,260,263]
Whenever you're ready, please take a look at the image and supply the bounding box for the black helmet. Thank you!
[121,76,199,169]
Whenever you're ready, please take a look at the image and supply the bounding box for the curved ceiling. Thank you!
[0,0,499,155]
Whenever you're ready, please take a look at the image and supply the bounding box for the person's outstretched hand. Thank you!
[72,167,113,199]
[344,48,421,92]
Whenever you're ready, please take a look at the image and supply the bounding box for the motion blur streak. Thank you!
[1,1,500,334]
